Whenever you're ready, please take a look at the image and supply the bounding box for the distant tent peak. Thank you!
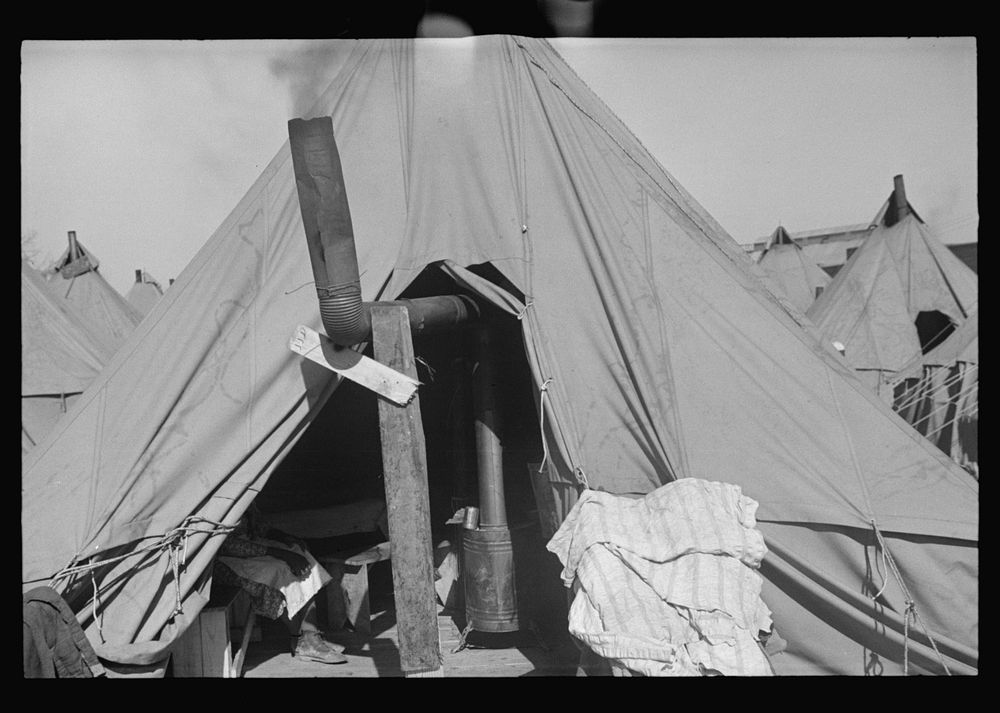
[45,233,142,346]
[757,224,831,313]
[871,175,925,228]
[767,225,796,249]
[132,269,164,290]
[126,269,165,318]
[53,231,100,279]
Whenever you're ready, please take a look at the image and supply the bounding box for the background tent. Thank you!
[21,260,116,454]
[807,183,978,397]
[22,37,976,675]
[756,225,831,313]
[891,307,978,476]
[45,232,142,347]
[125,270,165,318]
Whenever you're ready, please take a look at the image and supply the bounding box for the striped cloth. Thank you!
[547,479,774,676]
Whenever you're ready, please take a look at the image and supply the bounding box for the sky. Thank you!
[21,37,978,297]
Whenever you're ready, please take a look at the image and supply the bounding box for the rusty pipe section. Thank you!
[893,174,910,220]
[388,295,479,337]
[289,117,480,345]
[288,116,369,346]
[68,230,80,261]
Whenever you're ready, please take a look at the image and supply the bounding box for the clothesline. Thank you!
[892,362,978,414]
[908,379,979,433]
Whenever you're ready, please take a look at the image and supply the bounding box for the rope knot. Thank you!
[516,300,534,321]
[537,377,554,473]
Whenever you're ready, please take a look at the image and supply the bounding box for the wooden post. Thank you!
[371,304,443,677]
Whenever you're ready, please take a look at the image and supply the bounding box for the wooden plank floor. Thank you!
[242,603,583,678]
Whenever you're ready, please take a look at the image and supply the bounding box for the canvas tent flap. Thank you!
[22,36,976,673]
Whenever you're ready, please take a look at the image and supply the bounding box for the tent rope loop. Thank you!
[50,515,235,596]
[574,467,590,490]
[516,301,534,320]
[91,569,104,643]
[870,520,952,676]
[169,541,184,618]
[903,600,915,675]
[871,540,890,601]
[536,377,554,473]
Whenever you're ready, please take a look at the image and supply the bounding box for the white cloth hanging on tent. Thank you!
[548,478,775,676]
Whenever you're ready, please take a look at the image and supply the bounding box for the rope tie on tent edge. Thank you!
[535,376,589,489]
[91,569,104,643]
[516,300,534,321]
[871,537,890,601]
[903,601,915,676]
[870,520,952,676]
[46,517,237,624]
[536,377,554,474]
[169,540,184,618]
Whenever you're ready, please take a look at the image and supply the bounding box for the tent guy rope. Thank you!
[870,521,952,675]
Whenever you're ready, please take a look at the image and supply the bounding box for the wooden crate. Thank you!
[172,588,256,678]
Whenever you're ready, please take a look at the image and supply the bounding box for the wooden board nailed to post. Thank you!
[289,324,419,406]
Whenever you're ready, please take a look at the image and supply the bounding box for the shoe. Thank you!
[303,629,346,653]
[294,632,348,664]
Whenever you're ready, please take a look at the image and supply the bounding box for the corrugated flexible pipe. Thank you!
[289,117,481,345]
[288,116,371,347]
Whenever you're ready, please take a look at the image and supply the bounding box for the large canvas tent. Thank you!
[46,234,142,347]
[891,307,978,476]
[22,37,976,675]
[806,188,978,396]
[756,225,832,313]
[21,260,116,454]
